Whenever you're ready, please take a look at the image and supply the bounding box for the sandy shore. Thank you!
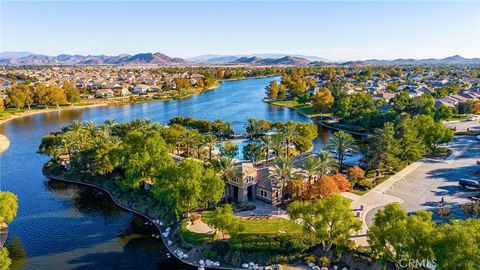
[0,134,10,154]
[0,103,108,126]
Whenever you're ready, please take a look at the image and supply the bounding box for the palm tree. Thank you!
[300,155,321,183]
[180,130,199,157]
[326,131,358,170]
[245,118,260,139]
[102,118,117,137]
[271,132,286,157]
[213,157,236,199]
[259,135,273,165]
[204,134,218,160]
[317,150,339,175]
[83,121,97,137]
[279,124,299,157]
[103,117,116,128]
[194,135,206,159]
[271,155,300,204]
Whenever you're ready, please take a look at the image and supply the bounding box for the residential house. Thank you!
[95,89,114,98]
[226,163,283,205]
[132,84,149,94]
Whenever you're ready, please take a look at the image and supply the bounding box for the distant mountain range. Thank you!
[0,52,187,65]
[188,54,330,63]
[340,55,480,66]
[1,51,479,66]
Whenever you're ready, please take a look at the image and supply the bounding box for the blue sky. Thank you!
[1,1,479,60]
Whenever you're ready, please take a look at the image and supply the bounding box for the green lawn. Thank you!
[270,100,321,117]
[202,211,303,234]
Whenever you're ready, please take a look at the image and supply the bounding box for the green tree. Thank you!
[0,191,18,228]
[212,157,235,199]
[368,204,436,268]
[242,141,264,162]
[433,219,480,270]
[265,80,280,99]
[278,84,287,100]
[206,204,244,239]
[300,155,321,182]
[287,194,361,252]
[199,168,224,209]
[46,85,67,110]
[414,115,454,152]
[434,105,455,122]
[63,82,81,103]
[0,247,11,270]
[5,85,28,109]
[271,155,300,204]
[204,134,218,160]
[365,122,402,173]
[219,140,239,158]
[457,100,477,115]
[326,131,357,170]
[395,115,426,163]
[279,123,299,156]
[312,87,334,114]
[316,150,338,175]
[259,135,274,165]
[122,131,173,190]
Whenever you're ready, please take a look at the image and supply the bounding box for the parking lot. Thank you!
[383,136,480,220]
[444,118,480,131]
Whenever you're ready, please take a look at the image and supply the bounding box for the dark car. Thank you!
[459,179,480,189]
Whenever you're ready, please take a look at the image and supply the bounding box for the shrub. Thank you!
[228,233,316,254]
[332,173,350,192]
[318,256,330,267]
[224,250,242,266]
[316,175,340,198]
[358,179,373,190]
[348,166,365,182]
[304,255,316,263]
[203,250,218,259]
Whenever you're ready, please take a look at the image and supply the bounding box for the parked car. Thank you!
[459,179,480,189]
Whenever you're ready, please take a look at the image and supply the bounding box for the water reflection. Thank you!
[45,181,125,221]
[5,237,27,270]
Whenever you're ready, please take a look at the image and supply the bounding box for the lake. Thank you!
[0,76,333,269]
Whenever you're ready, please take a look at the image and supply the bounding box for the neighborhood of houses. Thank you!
[1,66,479,110]
[0,66,209,100]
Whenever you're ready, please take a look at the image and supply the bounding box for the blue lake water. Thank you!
[0,76,333,269]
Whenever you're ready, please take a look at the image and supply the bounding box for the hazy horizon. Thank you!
[1,1,479,60]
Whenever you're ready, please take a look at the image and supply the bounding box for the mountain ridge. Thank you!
[1,52,479,66]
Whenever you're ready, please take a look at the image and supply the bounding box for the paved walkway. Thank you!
[234,200,289,219]
[186,220,215,234]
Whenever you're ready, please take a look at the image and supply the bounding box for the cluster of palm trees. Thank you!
[269,150,339,204]
[263,131,357,204]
